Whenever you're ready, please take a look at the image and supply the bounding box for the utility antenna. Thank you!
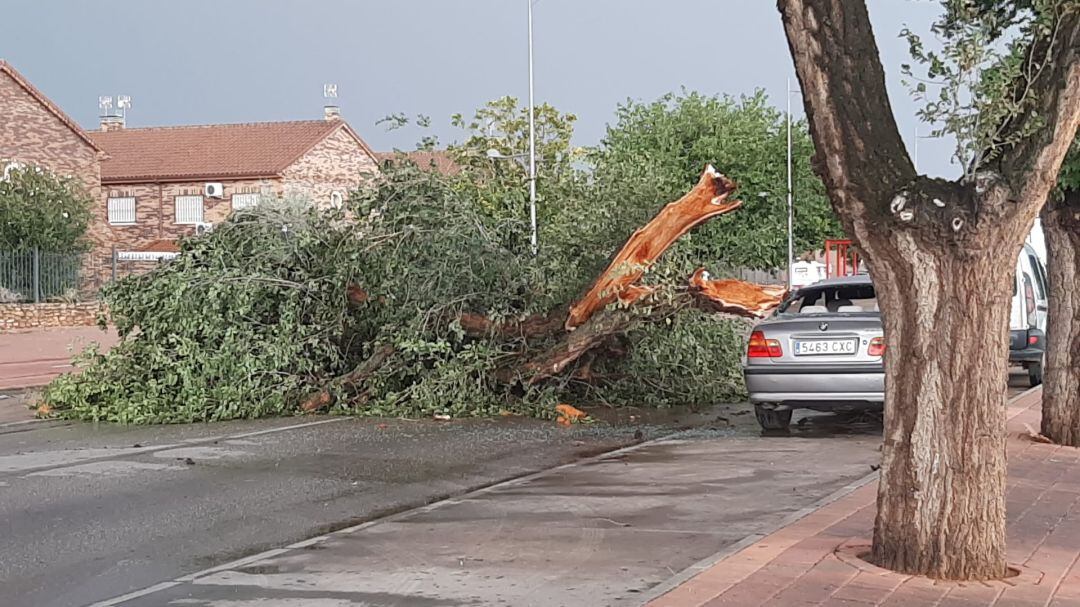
[98,95,114,116]
[117,95,132,119]
[323,83,338,99]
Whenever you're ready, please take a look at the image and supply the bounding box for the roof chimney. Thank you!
[100,114,125,132]
[322,83,340,121]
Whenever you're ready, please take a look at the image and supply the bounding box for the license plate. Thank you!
[794,338,858,356]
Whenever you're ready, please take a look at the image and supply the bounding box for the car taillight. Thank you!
[1028,334,1039,345]
[748,330,783,358]
[868,336,886,357]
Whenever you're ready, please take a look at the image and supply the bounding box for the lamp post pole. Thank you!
[912,126,939,173]
[786,77,795,289]
[527,0,538,256]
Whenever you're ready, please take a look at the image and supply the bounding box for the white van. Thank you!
[1011,243,1049,386]
[790,260,828,290]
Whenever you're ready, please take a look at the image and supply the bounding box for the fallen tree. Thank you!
[317,165,784,405]
[42,164,782,423]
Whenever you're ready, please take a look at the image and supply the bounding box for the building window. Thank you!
[107,197,137,224]
[232,192,260,210]
[175,195,204,224]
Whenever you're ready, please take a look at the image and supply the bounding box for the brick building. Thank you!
[0,60,104,193]
[0,60,108,242]
[88,110,379,267]
[2,59,381,285]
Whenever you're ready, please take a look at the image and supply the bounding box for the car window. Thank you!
[779,283,877,314]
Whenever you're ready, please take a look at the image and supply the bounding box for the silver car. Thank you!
[742,274,884,431]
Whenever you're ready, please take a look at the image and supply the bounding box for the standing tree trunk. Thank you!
[869,232,1013,579]
[1041,188,1080,445]
[777,0,1080,580]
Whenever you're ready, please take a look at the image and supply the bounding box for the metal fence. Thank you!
[721,267,788,286]
[0,249,82,303]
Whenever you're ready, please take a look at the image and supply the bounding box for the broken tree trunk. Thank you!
[521,309,643,384]
[689,269,787,318]
[459,308,567,340]
[301,344,395,411]
[565,165,742,330]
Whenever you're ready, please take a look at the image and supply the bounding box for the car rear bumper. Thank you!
[743,364,884,404]
[1009,329,1045,363]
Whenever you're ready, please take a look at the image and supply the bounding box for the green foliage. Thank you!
[589,90,839,273]
[43,200,359,423]
[1059,137,1080,192]
[902,0,1069,175]
[588,310,750,408]
[0,164,93,252]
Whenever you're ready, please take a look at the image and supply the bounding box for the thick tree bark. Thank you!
[868,237,1012,579]
[777,0,1080,580]
[1041,189,1080,445]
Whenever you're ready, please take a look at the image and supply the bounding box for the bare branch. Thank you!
[997,6,1080,206]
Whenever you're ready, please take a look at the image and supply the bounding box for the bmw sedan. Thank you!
[742,275,884,431]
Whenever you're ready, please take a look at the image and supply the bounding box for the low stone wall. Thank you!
[0,302,103,331]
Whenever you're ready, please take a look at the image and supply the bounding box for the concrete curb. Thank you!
[636,384,1044,606]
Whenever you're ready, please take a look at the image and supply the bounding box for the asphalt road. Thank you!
[0,408,733,607]
[0,372,1031,607]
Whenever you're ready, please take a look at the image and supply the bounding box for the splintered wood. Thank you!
[689,268,787,318]
[565,165,743,330]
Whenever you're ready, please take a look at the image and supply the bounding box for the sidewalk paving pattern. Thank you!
[648,386,1080,607]
[97,426,882,606]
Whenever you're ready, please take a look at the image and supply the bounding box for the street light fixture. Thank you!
[486,148,528,161]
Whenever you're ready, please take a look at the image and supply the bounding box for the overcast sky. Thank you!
[4,0,966,179]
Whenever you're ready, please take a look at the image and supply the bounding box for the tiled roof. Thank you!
[91,120,371,183]
[135,239,180,253]
[0,59,104,153]
[375,150,462,176]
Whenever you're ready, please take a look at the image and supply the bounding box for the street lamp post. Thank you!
[912,126,937,173]
[786,78,801,290]
[526,0,538,256]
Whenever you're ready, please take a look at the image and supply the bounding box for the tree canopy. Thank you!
[590,90,839,273]
[0,164,93,252]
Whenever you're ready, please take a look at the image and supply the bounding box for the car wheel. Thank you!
[755,404,793,432]
[1029,356,1044,387]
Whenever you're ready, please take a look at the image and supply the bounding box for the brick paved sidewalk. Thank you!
[647,387,1080,607]
[0,326,117,390]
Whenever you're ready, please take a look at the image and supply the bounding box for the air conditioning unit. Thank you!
[195,222,214,236]
[204,182,224,198]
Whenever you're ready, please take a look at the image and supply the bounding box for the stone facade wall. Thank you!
[280,126,378,207]
[0,302,103,332]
